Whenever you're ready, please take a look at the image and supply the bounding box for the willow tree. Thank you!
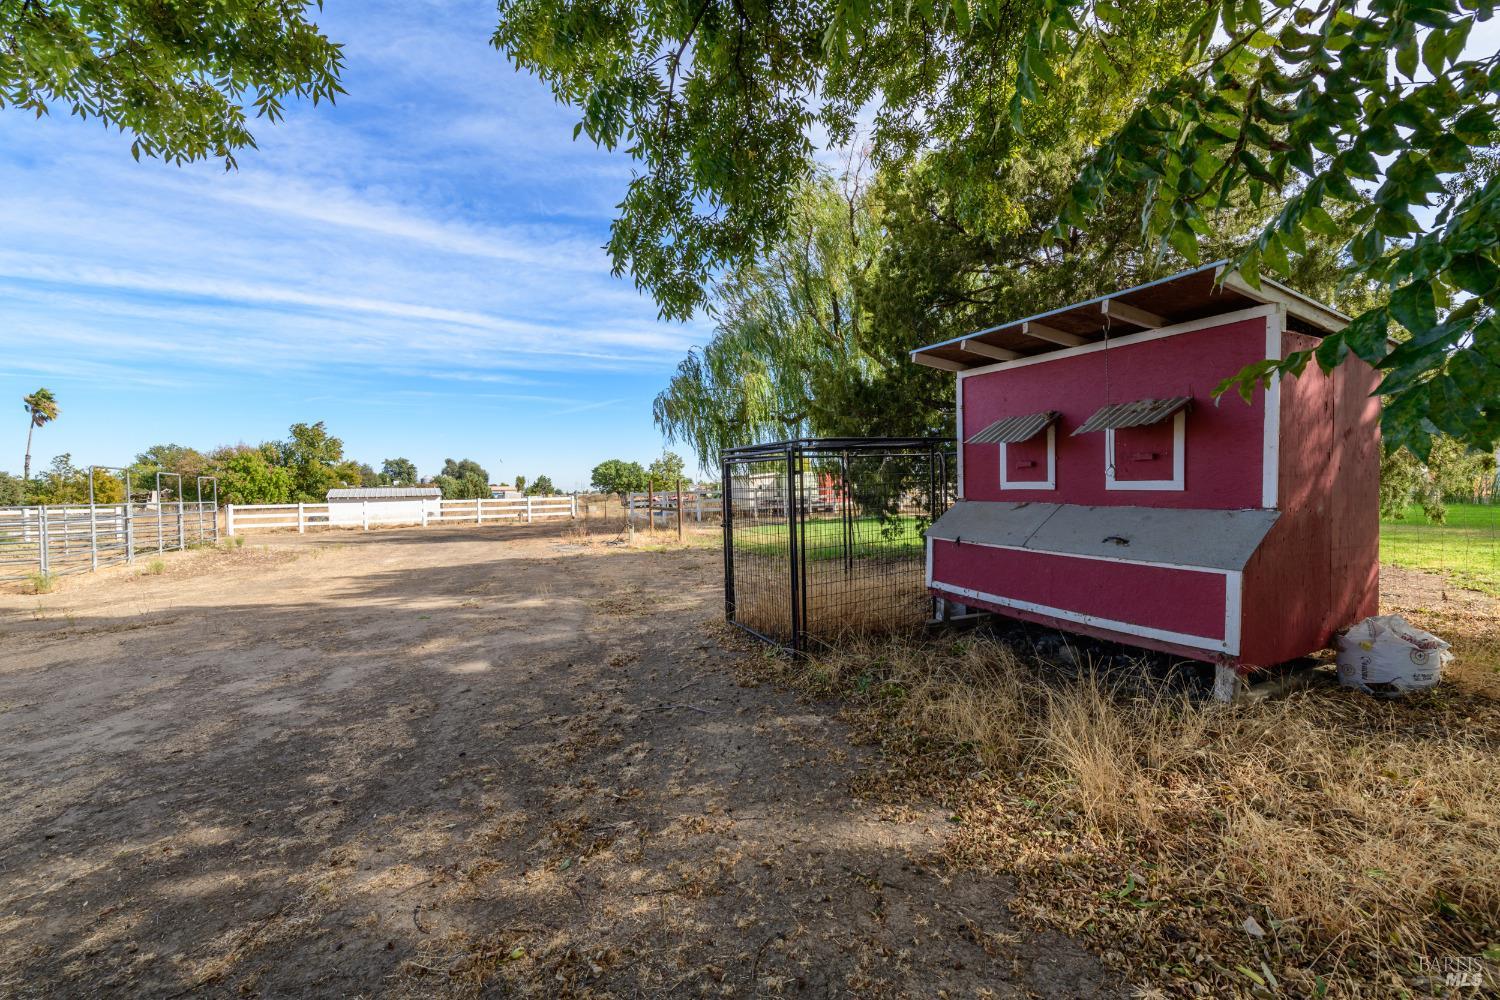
[652,174,891,462]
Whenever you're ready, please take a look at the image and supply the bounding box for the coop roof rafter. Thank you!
[908,262,1353,372]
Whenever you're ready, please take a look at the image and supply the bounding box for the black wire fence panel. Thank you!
[722,439,954,652]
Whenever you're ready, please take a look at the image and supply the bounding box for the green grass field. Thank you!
[733,514,926,560]
[1380,502,1500,596]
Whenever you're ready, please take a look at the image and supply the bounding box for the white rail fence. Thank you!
[625,490,723,525]
[624,485,846,523]
[0,502,219,581]
[226,495,577,535]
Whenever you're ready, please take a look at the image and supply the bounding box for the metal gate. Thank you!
[721,438,952,652]
[0,500,220,581]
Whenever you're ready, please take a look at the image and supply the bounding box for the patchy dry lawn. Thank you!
[0,523,1115,998]
[752,564,1500,998]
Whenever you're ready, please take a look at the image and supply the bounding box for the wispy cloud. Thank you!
[0,0,717,485]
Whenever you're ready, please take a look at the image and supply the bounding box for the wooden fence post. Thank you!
[647,478,655,534]
[421,501,429,528]
[570,495,577,519]
[476,498,483,525]
[676,478,684,542]
[526,496,533,524]
[297,503,306,534]
[362,500,369,531]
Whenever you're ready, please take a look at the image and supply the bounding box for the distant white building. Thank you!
[325,486,441,527]
[490,482,517,498]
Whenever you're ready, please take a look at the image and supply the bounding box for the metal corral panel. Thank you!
[966,411,1059,445]
[1072,396,1191,435]
[927,500,1278,571]
[927,501,1060,547]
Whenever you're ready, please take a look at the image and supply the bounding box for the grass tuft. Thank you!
[26,571,56,595]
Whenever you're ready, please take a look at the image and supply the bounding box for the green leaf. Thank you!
[1315,330,1350,370]
[1388,281,1437,336]
[1342,307,1391,359]
[1396,32,1418,79]
[1421,28,1447,77]
[1449,253,1500,296]
[1302,202,1338,238]
[1452,107,1497,143]
[1238,150,1277,184]
[952,0,971,33]
[1261,231,1290,274]
[1238,250,1262,288]
[1168,221,1200,263]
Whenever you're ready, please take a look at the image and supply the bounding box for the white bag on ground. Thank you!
[1336,614,1451,695]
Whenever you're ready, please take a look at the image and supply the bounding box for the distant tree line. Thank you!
[1380,442,1498,523]
[588,452,708,495]
[2,412,508,506]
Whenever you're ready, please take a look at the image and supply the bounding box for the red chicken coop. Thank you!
[911,263,1381,686]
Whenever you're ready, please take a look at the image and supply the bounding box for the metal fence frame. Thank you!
[625,489,722,525]
[1,500,220,582]
[721,437,952,653]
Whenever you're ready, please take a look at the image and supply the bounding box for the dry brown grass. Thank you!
[732,556,932,645]
[745,604,1500,997]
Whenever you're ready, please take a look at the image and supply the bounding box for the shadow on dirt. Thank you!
[0,529,1118,998]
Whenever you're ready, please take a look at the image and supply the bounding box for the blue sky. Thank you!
[1,0,714,490]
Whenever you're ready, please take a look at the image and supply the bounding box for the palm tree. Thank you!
[22,388,59,480]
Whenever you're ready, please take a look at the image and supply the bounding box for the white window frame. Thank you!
[1000,424,1056,491]
[1105,410,1185,491]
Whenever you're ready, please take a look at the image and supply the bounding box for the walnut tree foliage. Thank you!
[1,0,344,166]
[655,159,1373,465]
[496,0,1498,455]
[649,17,1374,467]
[1002,0,1500,457]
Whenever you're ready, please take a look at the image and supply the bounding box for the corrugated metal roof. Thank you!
[967,411,1058,445]
[1071,397,1191,436]
[927,501,1279,571]
[326,487,441,500]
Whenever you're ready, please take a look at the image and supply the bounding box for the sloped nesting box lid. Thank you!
[928,501,1279,572]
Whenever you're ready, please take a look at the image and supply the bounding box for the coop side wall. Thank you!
[957,312,1274,510]
[1237,334,1381,667]
[928,540,1237,658]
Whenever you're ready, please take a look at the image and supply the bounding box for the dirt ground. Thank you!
[0,525,1118,998]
